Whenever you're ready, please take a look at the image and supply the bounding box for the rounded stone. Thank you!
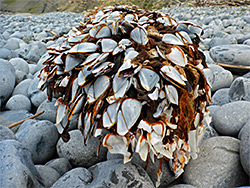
[183,136,249,188]
[209,64,233,92]
[0,48,13,59]
[56,130,107,167]
[45,158,72,176]
[35,165,61,188]
[211,88,230,106]
[168,184,198,188]
[209,44,250,66]
[15,119,60,164]
[0,59,16,102]
[213,101,250,136]
[240,121,250,176]
[9,58,29,83]
[12,78,32,97]
[229,77,250,102]
[3,38,20,50]
[5,94,31,111]
[87,159,155,188]
[0,124,16,141]
[51,167,93,188]
[25,41,47,62]
[36,99,57,123]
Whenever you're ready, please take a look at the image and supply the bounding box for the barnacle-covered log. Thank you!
[38,4,211,185]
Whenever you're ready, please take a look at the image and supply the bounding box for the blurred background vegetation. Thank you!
[0,0,249,14]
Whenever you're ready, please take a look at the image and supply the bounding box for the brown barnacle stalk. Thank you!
[38,4,212,187]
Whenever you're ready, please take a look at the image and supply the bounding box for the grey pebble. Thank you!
[0,124,16,141]
[5,94,31,111]
[16,119,59,164]
[51,167,93,188]
[0,48,13,59]
[211,88,230,106]
[35,165,61,188]
[0,140,43,188]
[36,99,57,123]
[12,78,32,97]
[9,57,29,84]
[243,39,250,45]
[213,101,250,136]
[57,130,107,167]
[239,120,250,176]
[45,158,72,176]
[229,76,250,102]
[168,184,198,188]
[183,136,249,188]
[0,59,16,102]
[25,41,47,62]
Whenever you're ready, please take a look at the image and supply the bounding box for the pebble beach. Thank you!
[0,5,250,188]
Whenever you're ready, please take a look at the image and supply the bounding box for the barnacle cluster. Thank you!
[38,4,211,182]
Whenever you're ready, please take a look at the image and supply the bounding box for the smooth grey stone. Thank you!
[208,64,233,92]
[0,124,16,141]
[87,159,155,188]
[203,51,215,64]
[203,123,219,140]
[213,101,250,136]
[3,38,20,50]
[25,41,47,62]
[57,130,107,167]
[5,94,31,111]
[0,110,33,132]
[209,44,250,66]
[28,64,37,75]
[28,76,48,107]
[183,136,249,188]
[0,48,12,59]
[36,99,57,123]
[243,39,250,45]
[36,52,50,72]
[45,158,72,176]
[0,59,16,102]
[9,57,29,74]
[9,31,23,39]
[229,77,250,102]
[240,120,250,176]
[132,153,175,187]
[0,140,43,188]
[168,184,198,188]
[16,119,59,164]
[238,120,250,140]
[12,78,32,97]
[35,165,60,188]
[51,167,92,188]
[234,33,250,44]
[211,88,230,106]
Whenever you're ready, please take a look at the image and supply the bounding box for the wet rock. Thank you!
[28,76,48,107]
[45,158,72,176]
[209,44,250,67]
[0,140,43,188]
[35,165,61,188]
[208,64,233,92]
[0,110,33,132]
[16,119,59,164]
[9,57,29,84]
[213,101,250,136]
[86,159,155,188]
[51,167,92,188]
[56,130,107,167]
[5,94,32,111]
[0,59,16,103]
[229,77,250,102]
[183,136,249,188]
[36,99,57,123]
[240,120,250,176]
[0,124,16,141]
[12,78,32,97]
[211,88,230,106]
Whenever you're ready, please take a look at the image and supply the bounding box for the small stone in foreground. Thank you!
[45,158,72,176]
[213,101,250,136]
[5,94,31,111]
[183,136,249,188]
[240,120,250,176]
[51,167,93,188]
[0,124,16,141]
[229,76,250,102]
